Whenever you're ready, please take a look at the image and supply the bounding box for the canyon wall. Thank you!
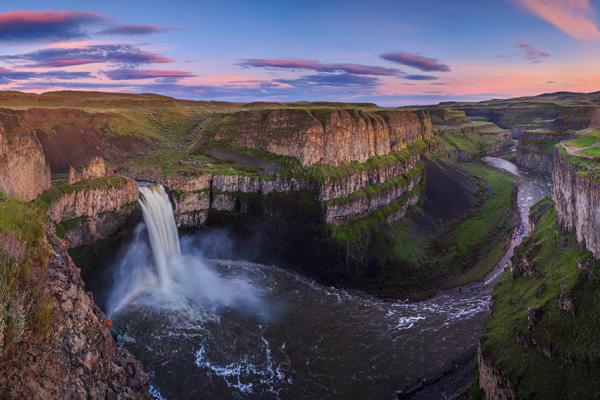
[551,147,600,258]
[196,108,433,166]
[324,166,422,224]
[0,111,51,201]
[516,131,571,174]
[45,176,139,248]
[0,228,150,399]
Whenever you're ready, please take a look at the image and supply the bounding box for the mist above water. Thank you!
[107,185,265,317]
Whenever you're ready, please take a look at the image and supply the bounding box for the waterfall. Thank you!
[138,185,180,288]
[107,183,263,317]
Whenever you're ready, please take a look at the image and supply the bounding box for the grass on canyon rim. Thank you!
[479,197,600,399]
[0,199,52,356]
[36,176,129,211]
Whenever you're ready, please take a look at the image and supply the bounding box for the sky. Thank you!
[1,0,600,105]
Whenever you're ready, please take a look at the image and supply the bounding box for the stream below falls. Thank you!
[86,157,549,400]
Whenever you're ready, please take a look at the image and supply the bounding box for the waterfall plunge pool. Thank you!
[86,159,549,400]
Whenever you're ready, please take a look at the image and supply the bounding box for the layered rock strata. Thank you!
[45,177,139,248]
[194,108,433,166]
[516,131,571,173]
[551,147,600,258]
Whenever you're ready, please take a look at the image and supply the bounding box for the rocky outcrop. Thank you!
[318,149,421,201]
[477,343,516,400]
[324,166,422,224]
[0,111,51,201]
[551,147,600,258]
[0,230,150,399]
[46,177,139,248]
[194,108,433,166]
[69,156,107,184]
[516,131,571,173]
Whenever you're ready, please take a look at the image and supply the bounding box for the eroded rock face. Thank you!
[68,156,107,184]
[46,177,139,248]
[324,168,422,224]
[205,108,433,166]
[318,150,421,201]
[516,131,571,174]
[551,148,600,259]
[0,111,51,201]
[0,231,150,399]
[477,343,516,400]
[123,168,316,228]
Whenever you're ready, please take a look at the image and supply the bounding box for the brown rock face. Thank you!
[206,108,433,166]
[0,107,153,172]
[0,111,51,201]
[477,343,516,400]
[551,148,600,259]
[324,168,422,224]
[46,177,139,248]
[68,156,107,184]
[0,231,150,399]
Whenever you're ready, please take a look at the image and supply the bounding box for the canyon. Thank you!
[0,90,599,399]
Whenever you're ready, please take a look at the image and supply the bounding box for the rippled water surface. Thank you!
[90,158,549,400]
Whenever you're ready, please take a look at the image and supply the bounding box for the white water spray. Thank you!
[107,184,264,317]
[138,185,180,288]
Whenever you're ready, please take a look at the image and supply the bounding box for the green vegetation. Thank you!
[433,118,510,160]
[361,162,516,294]
[580,146,600,158]
[566,134,599,148]
[308,139,431,182]
[557,145,600,185]
[326,165,422,207]
[518,130,569,157]
[329,183,424,251]
[479,198,600,399]
[0,199,52,356]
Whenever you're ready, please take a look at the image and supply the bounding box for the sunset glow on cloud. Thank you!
[515,0,600,40]
[1,1,600,105]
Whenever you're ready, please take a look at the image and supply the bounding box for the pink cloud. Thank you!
[99,24,173,35]
[515,0,600,40]
[105,69,196,80]
[517,43,551,63]
[239,58,401,76]
[0,11,105,42]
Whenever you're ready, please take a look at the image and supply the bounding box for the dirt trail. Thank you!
[562,142,599,159]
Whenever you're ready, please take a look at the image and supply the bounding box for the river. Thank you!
[87,157,549,400]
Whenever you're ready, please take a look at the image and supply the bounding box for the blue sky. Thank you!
[1,0,600,105]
